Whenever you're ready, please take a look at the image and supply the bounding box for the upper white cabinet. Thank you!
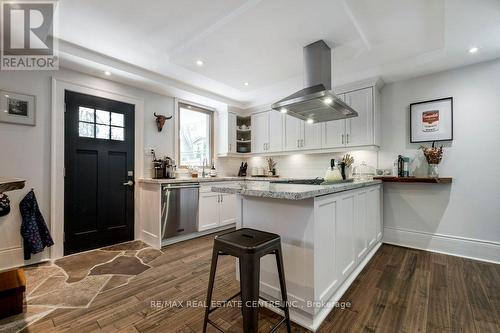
[284,114,301,150]
[284,114,322,151]
[251,111,283,153]
[217,111,237,155]
[268,111,284,152]
[345,88,373,147]
[303,121,322,150]
[251,112,269,154]
[244,78,382,156]
[322,86,379,149]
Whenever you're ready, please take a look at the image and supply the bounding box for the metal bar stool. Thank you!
[203,228,292,333]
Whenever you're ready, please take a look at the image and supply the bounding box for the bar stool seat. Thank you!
[203,228,292,333]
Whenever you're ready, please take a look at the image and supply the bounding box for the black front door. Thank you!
[64,91,135,255]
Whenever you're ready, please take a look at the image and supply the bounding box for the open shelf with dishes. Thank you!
[236,116,251,153]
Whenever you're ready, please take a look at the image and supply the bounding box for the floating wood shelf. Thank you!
[0,177,26,192]
[373,176,452,184]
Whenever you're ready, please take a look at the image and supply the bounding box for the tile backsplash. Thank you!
[216,150,378,178]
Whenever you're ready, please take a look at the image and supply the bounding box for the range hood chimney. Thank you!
[271,40,358,123]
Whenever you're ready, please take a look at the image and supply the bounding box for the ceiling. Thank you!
[58,0,500,107]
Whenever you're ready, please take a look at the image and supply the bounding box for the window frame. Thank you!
[177,102,214,169]
[77,106,125,141]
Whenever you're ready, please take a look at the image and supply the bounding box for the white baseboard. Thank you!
[383,227,500,264]
[0,246,49,271]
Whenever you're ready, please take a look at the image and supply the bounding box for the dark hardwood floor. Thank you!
[22,233,500,333]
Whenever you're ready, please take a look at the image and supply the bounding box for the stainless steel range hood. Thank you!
[271,40,358,123]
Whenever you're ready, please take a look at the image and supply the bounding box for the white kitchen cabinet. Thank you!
[284,115,321,151]
[322,84,380,149]
[244,79,381,155]
[268,111,283,152]
[219,193,237,226]
[198,192,220,231]
[323,120,345,148]
[198,187,237,231]
[251,111,283,153]
[217,112,237,155]
[284,114,301,150]
[303,121,322,150]
[354,190,368,262]
[345,88,373,147]
[367,185,381,248]
[336,192,356,282]
[322,93,346,148]
[251,112,269,153]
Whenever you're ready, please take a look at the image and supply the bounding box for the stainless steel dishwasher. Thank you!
[161,182,200,240]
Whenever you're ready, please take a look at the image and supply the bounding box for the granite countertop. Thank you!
[210,180,382,200]
[138,176,288,184]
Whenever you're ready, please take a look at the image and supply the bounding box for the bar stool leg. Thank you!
[239,255,260,333]
[275,247,292,333]
[203,246,220,333]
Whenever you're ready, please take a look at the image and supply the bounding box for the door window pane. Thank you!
[111,112,124,127]
[111,126,124,141]
[79,107,94,122]
[179,106,212,167]
[96,124,110,139]
[96,110,110,125]
[79,122,94,138]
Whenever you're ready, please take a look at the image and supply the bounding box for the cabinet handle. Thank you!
[346,134,349,144]
[297,139,299,148]
[342,134,344,144]
[301,139,304,147]
[221,195,223,203]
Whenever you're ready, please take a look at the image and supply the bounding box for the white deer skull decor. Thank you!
[154,113,172,132]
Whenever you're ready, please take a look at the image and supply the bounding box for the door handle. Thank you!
[123,180,134,186]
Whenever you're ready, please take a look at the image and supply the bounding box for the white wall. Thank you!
[379,59,500,262]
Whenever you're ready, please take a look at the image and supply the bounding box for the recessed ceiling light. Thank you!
[5,95,9,98]
[104,71,111,76]
[306,118,314,124]
[280,108,288,114]
[468,46,479,54]
[244,82,249,86]
[4,110,7,113]
[196,60,204,66]
[324,97,333,105]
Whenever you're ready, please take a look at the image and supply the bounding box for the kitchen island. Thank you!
[211,180,383,331]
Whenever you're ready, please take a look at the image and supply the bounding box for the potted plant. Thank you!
[267,158,277,176]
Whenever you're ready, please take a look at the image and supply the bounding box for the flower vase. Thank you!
[428,164,439,177]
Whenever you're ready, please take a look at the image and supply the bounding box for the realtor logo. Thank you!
[1,0,59,70]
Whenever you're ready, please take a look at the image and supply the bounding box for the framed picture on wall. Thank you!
[410,97,453,143]
[0,90,36,126]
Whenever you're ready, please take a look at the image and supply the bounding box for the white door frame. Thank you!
[51,77,144,259]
